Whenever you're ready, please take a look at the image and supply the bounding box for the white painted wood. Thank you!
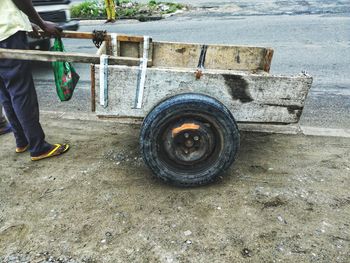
[134,36,150,109]
[94,66,312,123]
[99,55,109,107]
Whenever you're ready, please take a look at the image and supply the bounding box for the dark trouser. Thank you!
[0,105,6,125]
[0,31,51,156]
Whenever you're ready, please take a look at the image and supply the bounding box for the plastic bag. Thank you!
[51,38,79,101]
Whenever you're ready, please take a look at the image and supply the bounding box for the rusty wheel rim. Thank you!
[157,115,222,173]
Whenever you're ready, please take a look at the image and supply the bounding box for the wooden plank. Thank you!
[91,64,96,112]
[152,41,273,72]
[60,31,97,39]
[94,66,312,123]
[104,36,113,55]
[26,30,96,40]
[37,31,147,56]
[39,30,146,43]
[117,35,145,43]
[0,48,151,66]
[34,31,270,72]
[0,48,98,63]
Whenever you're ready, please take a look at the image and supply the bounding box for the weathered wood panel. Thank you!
[94,66,312,123]
[26,31,272,71]
[3,30,271,72]
[151,42,273,72]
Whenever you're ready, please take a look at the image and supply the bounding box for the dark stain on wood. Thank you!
[223,74,253,103]
[175,47,186,54]
[235,50,240,64]
[286,105,302,113]
[294,110,302,119]
[265,103,303,118]
[287,105,303,119]
[263,48,274,72]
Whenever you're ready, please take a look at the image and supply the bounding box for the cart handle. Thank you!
[38,30,147,44]
[0,47,151,66]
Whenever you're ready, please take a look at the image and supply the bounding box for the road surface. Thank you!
[34,0,350,134]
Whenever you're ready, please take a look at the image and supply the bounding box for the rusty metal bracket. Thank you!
[195,45,208,80]
[92,30,107,48]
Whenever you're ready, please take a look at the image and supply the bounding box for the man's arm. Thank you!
[11,0,61,36]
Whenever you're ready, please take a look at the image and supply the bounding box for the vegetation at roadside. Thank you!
[70,0,188,20]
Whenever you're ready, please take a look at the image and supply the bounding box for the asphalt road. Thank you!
[33,1,350,134]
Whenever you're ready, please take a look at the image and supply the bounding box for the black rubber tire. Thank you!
[140,93,240,187]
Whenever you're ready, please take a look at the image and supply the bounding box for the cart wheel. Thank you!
[140,93,240,187]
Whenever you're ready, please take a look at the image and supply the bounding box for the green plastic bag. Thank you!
[51,38,79,101]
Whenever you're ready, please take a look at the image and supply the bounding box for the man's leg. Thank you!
[0,102,12,135]
[0,79,27,143]
[105,0,116,22]
[109,0,116,20]
[0,31,52,156]
[105,0,111,20]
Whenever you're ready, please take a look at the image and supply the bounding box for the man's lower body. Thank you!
[0,31,69,160]
[0,104,11,135]
[105,0,116,23]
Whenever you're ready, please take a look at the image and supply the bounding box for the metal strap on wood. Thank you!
[97,34,117,109]
[99,54,109,107]
[134,36,150,109]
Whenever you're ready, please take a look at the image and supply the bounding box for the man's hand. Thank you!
[28,23,41,38]
[41,21,62,37]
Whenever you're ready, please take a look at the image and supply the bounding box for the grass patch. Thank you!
[70,0,106,18]
[70,0,188,19]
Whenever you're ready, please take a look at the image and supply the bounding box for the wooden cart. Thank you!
[0,31,313,186]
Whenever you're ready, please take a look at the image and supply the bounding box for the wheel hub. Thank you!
[163,120,216,165]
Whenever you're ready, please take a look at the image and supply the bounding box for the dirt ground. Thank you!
[0,116,349,263]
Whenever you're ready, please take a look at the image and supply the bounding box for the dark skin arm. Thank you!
[11,0,61,37]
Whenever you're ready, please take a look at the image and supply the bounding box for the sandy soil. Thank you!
[0,116,349,262]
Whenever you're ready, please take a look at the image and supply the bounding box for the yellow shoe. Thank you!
[31,144,70,161]
[16,144,29,153]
